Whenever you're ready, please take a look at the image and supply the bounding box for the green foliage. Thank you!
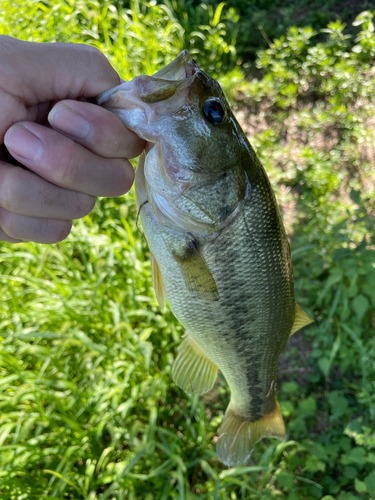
[163,0,240,76]
[352,10,375,60]
[195,0,374,64]
[1,1,375,499]
[249,17,375,108]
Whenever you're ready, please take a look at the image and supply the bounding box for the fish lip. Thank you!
[152,50,198,80]
[93,81,133,107]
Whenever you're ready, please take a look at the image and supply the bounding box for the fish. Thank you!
[94,50,312,467]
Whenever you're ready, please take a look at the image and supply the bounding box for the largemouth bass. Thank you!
[95,51,312,467]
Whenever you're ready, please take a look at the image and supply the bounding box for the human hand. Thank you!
[0,36,144,243]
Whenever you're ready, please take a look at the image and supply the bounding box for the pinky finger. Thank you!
[0,227,23,243]
[0,208,72,244]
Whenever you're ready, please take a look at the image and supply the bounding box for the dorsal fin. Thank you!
[290,303,313,336]
[150,252,165,310]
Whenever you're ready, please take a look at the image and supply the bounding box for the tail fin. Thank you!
[216,401,285,467]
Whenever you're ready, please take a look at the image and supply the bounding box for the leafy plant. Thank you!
[193,0,374,64]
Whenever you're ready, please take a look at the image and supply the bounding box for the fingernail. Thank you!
[49,104,90,139]
[4,125,42,161]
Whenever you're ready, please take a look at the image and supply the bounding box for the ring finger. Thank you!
[0,161,96,219]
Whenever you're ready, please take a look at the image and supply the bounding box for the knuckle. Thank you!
[53,148,79,187]
[0,209,21,239]
[81,44,114,77]
[71,192,96,219]
[71,43,102,60]
[80,44,102,57]
[87,45,112,68]
[0,167,26,212]
[39,218,72,243]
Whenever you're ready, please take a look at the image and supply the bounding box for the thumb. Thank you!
[0,36,120,142]
[1,36,120,104]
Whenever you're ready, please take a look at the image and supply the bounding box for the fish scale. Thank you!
[95,50,313,466]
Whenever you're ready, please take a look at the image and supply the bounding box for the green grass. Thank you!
[1,1,375,499]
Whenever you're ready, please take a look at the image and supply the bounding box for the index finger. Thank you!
[48,100,145,160]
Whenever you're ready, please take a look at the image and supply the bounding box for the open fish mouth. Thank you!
[95,50,198,114]
[94,52,206,217]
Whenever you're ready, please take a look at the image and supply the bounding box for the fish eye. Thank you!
[202,98,225,125]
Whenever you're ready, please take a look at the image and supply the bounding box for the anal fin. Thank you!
[172,336,218,395]
[150,253,165,310]
[216,400,285,467]
[290,303,313,336]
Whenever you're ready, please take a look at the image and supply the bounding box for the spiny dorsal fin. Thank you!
[172,335,218,395]
[172,240,219,301]
[290,303,313,336]
[150,252,165,310]
[216,400,285,467]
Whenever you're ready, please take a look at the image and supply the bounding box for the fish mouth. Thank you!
[95,50,198,112]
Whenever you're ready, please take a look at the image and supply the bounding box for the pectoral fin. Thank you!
[172,335,218,395]
[172,241,219,301]
[150,253,165,310]
[290,303,313,336]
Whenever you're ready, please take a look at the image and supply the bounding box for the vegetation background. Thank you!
[0,0,375,498]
